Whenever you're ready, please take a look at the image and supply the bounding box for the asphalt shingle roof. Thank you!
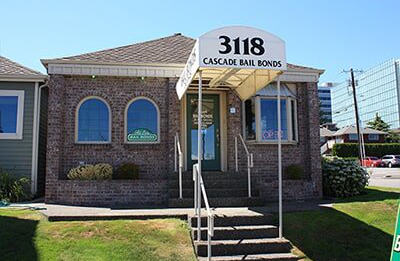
[0,55,44,77]
[334,125,386,136]
[42,34,323,72]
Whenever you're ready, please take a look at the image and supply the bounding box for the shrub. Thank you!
[322,157,369,198]
[0,169,31,203]
[285,164,304,180]
[67,163,113,180]
[114,163,139,180]
[332,143,400,158]
[93,164,113,180]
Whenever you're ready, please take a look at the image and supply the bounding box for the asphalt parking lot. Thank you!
[367,167,400,188]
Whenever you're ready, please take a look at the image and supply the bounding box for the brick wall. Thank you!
[45,75,174,205]
[226,82,322,200]
[45,74,322,205]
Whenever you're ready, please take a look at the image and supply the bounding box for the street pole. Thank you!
[350,69,363,162]
[277,77,283,239]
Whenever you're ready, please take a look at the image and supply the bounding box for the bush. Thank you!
[114,163,139,180]
[67,163,113,180]
[322,157,369,198]
[332,143,400,158]
[285,164,304,180]
[0,169,31,203]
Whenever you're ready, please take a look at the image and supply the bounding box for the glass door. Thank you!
[187,94,221,171]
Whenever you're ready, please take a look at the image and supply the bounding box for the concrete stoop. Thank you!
[189,214,299,261]
[168,171,263,208]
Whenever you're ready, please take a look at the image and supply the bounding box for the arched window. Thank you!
[76,97,111,143]
[125,97,159,143]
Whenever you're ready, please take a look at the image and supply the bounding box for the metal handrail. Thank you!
[235,134,254,197]
[193,163,214,261]
[174,133,183,198]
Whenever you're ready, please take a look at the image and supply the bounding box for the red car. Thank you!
[361,156,382,167]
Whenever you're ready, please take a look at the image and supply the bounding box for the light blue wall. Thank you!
[0,82,35,178]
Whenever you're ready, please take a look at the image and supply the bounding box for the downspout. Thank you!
[31,79,48,196]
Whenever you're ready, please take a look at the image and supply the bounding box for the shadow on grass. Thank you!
[0,215,38,261]
[284,207,392,261]
[330,187,400,204]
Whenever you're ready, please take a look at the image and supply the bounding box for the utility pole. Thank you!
[345,69,363,161]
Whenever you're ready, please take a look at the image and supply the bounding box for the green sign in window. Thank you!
[127,128,158,142]
[391,201,400,261]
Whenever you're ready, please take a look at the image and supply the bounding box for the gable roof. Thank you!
[334,125,386,136]
[320,127,335,137]
[0,56,46,81]
[41,34,323,73]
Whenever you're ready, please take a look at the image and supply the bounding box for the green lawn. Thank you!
[0,209,196,261]
[285,186,399,261]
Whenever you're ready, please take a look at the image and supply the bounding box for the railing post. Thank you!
[197,172,201,241]
[247,154,251,198]
[174,135,177,172]
[207,215,212,261]
[235,136,238,172]
[193,167,197,215]
[179,154,183,199]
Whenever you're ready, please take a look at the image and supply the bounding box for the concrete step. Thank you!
[169,188,259,198]
[197,253,299,261]
[169,172,248,181]
[195,238,292,257]
[193,225,278,240]
[189,215,275,227]
[168,197,264,208]
[169,179,251,189]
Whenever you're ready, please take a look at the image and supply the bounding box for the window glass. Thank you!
[244,99,255,140]
[126,99,158,142]
[349,134,358,140]
[368,134,379,140]
[260,99,287,140]
[78,98,110,142]
[0,96,18,133]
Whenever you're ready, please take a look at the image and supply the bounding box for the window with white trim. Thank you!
[348,134,358,141]
[368,134,379,141]
[0,90,24,139]
[125,98,160,143]
[76,97,111,143]
[243,83,298,142]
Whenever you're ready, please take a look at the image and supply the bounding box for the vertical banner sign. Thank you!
[391,201,400,261]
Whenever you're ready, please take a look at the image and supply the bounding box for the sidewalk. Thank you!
[6,199,333,221]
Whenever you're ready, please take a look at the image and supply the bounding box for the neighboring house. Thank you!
[0,56,48,196]
[321,125,386,154]
[41,32,324,207]
[320,127,335,144]
[333,125,386,143]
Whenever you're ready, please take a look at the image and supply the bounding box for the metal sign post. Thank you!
[197,70,203,241]
[277,77,283,239]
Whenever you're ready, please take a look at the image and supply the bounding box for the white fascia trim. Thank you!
[31,82,40,195]
[0,75,47,82]
[47,63,184,78]
[45,62,322,82]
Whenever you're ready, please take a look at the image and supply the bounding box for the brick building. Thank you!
[41,31,324,207]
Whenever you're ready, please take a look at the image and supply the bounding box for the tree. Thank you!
[367,113,400,143]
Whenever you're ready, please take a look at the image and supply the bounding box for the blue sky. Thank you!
[1,0,399,82]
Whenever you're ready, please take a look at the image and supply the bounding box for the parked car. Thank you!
[361,156,382,167]
[380,155,400,168]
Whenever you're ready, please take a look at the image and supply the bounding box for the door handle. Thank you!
[216,129,220,146]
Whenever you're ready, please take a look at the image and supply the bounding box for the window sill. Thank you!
[124,141,161,145]
[245,140,298,145]
[75,142,111,145]
[0,134,23,140]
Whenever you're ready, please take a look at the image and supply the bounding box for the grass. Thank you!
[0,209,196,261]
[285,186,399,261]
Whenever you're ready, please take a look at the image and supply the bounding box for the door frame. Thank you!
[181,91,227,172]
